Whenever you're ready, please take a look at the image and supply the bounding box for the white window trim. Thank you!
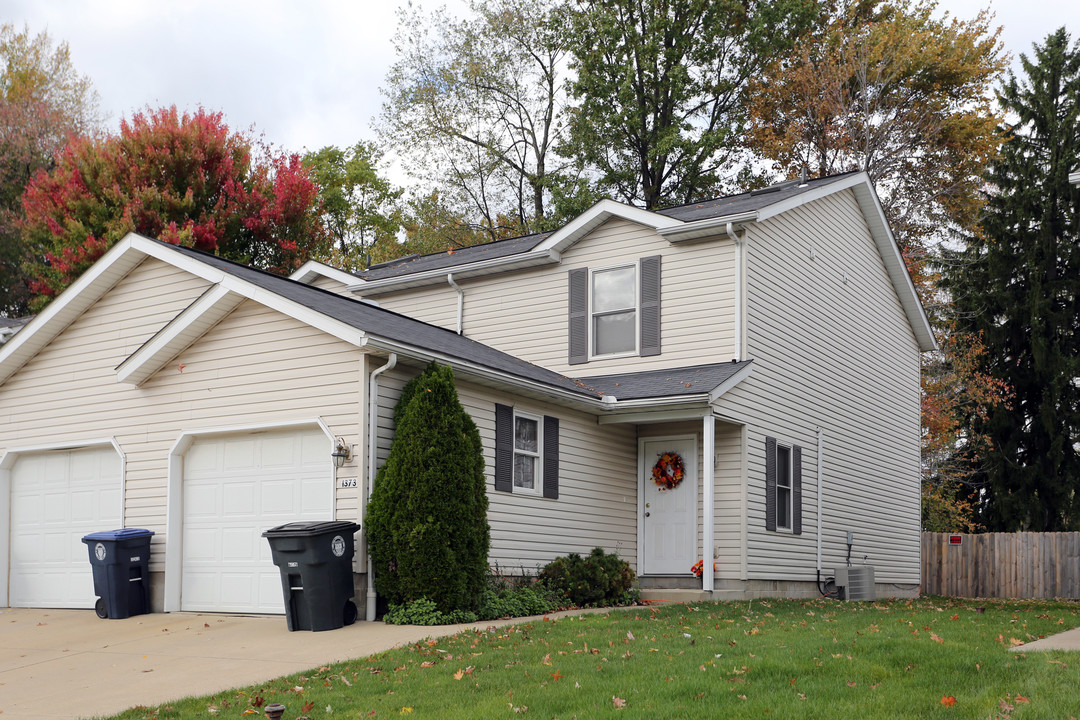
[512,410,543,495]
[588,260,639,361]
[775,442,793,533]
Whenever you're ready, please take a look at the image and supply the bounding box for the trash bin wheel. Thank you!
[95,598,108,619]
[343,600,358,626]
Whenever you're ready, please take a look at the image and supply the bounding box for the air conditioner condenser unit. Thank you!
[833,566,876,601]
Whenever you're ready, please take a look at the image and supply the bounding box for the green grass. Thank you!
[104,597,1079,720]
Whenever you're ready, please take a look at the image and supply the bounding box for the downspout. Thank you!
[447,273,464,335]
[365,352,397,622]
[816,427,824,585]
[702,413,715,593]
[726,223,745,361]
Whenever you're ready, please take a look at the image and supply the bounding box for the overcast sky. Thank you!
[6,0,1078,156]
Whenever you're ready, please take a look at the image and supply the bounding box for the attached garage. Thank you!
[8,445,122,608]
[178,426,333,614]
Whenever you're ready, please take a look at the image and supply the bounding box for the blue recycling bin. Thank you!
[262,521,359,631]
[81,528,154,619]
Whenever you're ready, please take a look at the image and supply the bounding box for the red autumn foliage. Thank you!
[20,106,325,308]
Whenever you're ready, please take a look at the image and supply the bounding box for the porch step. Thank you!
[639,589,744,605]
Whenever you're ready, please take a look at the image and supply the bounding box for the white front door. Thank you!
[181,427,332,614]
[9,446,122,608]
[639,436,697,576]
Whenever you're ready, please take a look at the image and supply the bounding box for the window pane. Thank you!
[594,311,636,355]
[592,266,635,312]
[777,487,791,529]
[513,454,535,489]
[514,417,538,453]
[777,446,791,489]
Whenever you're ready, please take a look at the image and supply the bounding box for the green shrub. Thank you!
[384,598,478,626]
[539,547,637,607]
[365,362,490,615]
[477,578,557,620]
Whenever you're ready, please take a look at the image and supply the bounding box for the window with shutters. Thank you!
[590,263,638,358]
[512,411,542,494]
[775,444,792,531]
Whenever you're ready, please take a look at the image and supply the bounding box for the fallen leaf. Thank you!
[551,670,564,681]
[420,661,434,668]
[453,669,464,680]
[626,631,635,641]
[400,708,413,715]
[950,614,959,621]
[542,653,551,665]
[1014,695,1030,704]
[931,632,944,644]
[302,701,315,713]
[941,696,956,707]
[612,696,627,709]
[1009,637,1024,647]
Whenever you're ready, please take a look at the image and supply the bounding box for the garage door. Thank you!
[181,427,332,614]
[9,446,122,608]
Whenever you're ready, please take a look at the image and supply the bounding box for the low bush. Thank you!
[477,579,556,620]
[383,598,478,626]
[538,547,638,607]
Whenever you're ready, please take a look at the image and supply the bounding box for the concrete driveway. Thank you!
[1,607,592,720]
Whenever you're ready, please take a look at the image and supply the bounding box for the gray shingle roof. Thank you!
[574,361,751,399]
[354,173,858,281]
[358,232,549,281]
[656,172,858,223]
[167,244,749,405]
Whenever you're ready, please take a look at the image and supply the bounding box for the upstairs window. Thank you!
[591,265,637,357]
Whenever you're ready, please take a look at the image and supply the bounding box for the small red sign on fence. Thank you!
[949,535,963,545]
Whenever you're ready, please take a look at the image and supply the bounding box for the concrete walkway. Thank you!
[1010,624,1080,652]
[0,607,604,720]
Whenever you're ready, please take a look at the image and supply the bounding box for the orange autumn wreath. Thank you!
[652,451,685,490]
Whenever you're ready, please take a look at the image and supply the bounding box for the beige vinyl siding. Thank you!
[374,366,640,572]
[0,258,365,574]
[307,274,352,295]
[714,189,922,585]
[370,218,738,375]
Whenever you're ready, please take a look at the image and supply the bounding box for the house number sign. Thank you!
[340,477,357,488]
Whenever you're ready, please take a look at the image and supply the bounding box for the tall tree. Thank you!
[746,0,1005,254]
[303,142,402,271]
[946,28,1080,531]
[380,0,570,237]
[0,24,102,316]
[563,0,816,210]
[21,106,325,308]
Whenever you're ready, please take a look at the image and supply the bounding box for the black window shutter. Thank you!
[765,436,777,531]
[568,268,588,364]
[494,403,513,492]
[639,255,661,356]
[792,445,802,535]
[543,416,559,499]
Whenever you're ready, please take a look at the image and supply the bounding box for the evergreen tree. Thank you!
[946,28,1080,531]
[365,362,490,613]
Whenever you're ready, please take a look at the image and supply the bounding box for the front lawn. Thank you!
[102,597,1078,720]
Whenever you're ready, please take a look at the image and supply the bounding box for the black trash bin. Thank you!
[81,528,154,619]
[262,521,360,631]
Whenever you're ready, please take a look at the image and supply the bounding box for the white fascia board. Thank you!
[1070,169,1080,185]
[534,199,683,254]
[657,211,758,242]
[291,260,365,287]
[708,362,754,404]
[347,251,559,296]
[115,285,244,385]
[596,403,711,425]
[0,234,150,386]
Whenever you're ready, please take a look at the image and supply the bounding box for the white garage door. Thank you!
[9,446,122,608]
[181,427,332,614]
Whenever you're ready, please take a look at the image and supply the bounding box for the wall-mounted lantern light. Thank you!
[332,437,351,468]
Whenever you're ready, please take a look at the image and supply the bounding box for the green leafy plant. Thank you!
[538,547,637,607]
[384,598,478,626]
[365,362,490,615]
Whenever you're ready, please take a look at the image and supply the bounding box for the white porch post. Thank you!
[702,413,715,592]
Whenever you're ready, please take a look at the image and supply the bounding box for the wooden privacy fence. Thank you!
[922,532,1080,599]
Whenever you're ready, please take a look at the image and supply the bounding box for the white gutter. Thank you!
[816,427,824,572]
[447,273,464,335]
[726,222,745,361]
[365,352,397,622]
[702,413,715,592]
[657,211,759,243]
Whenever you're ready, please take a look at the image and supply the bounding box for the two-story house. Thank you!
[0,171,934,617]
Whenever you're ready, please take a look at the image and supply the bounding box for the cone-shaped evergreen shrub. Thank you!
[365,362,490,614]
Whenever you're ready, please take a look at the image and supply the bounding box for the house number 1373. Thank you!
[340,478,357,488]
